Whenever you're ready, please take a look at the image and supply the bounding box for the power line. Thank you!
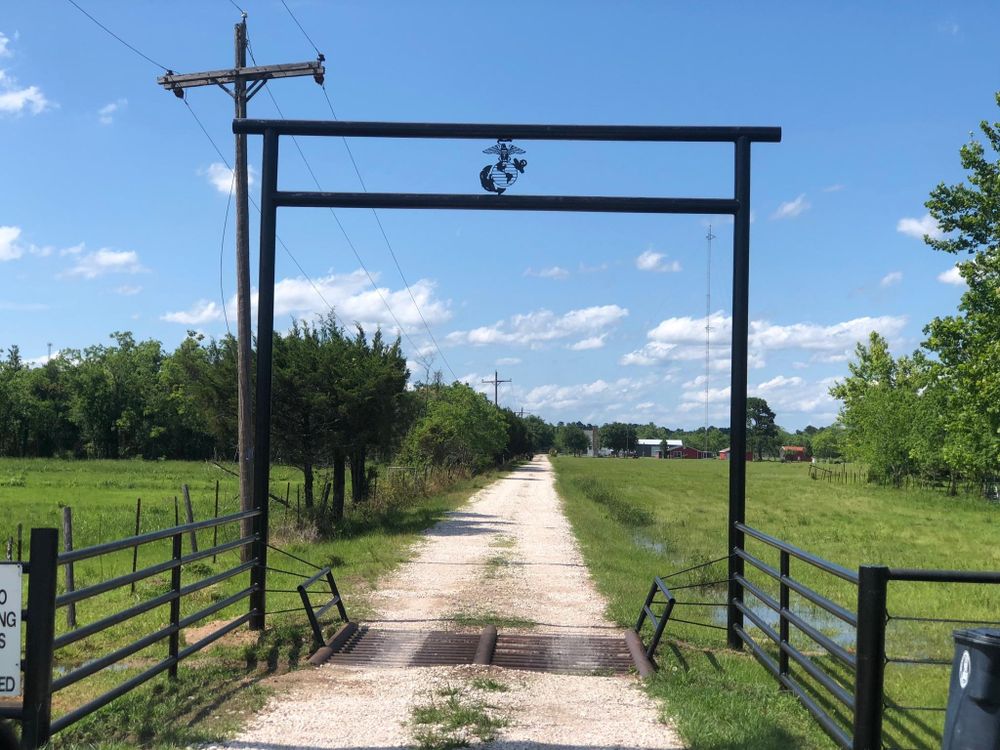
[220,172,236,335]
[65,0,171,71]
[278,0,322,57]
[319,85,459,382]
[257,15,459,382]
[181,97,348,331]
[245,39,431,365]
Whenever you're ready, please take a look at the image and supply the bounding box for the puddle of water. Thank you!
[711,599,856,649]
[632,533,666,555]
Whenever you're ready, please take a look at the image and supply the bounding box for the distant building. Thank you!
[780,445,810,462]
[667,445,707,460]
[636,438,682,458]
[719,447,753,461]
[586,427,610,457]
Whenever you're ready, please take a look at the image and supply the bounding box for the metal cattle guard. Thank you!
[234,118,780,641]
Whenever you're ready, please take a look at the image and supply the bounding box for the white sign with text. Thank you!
[0,564,22,697]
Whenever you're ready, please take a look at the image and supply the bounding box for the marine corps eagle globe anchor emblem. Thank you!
[480,139,527,194]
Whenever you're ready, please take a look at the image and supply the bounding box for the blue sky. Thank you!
[1,2,996,430]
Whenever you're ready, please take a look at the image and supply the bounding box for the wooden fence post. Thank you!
[213,480,220,562]
[62,506,76,629]
[131,498,142,593]
[182,484,198,553]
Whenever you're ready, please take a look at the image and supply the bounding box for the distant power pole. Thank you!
[482,370,511,407]
[157,17,324,574]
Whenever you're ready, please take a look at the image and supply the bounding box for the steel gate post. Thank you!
[168,532,182,678]
[853,565,888,750]
[727,135,751,649]
[779,550,790,682]
[21,528,58,750]
[250,127,279,631]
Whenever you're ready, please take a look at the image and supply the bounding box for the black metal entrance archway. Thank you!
[233,117,781,648]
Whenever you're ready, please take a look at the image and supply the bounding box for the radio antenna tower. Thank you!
[704,225,716,454]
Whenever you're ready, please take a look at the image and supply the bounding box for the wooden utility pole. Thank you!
[481,370,511,407]
[157,17,323,557]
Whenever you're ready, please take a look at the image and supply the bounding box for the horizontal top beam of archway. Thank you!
[233,118,781,143]
[272,191,739,214]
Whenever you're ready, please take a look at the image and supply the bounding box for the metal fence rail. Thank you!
[861,566,1000,748]
[733,523,859,750]
[634,576,676,661]
[13,510,261,747]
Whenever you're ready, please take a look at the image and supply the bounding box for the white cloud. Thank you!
[0,225,23,261]
[822,184,845,192]
[446,304,627,349]
[635,249,681,273]
[524,266,569,279]
[897,213,943,241]
[164,270,451,335]
[116,284,143,296]
[0,69,50,116]
[64,248,146,279]
[750,374,838,418]
[771,194,810,220]
[880,271,903,288]
[59,244,84,256]
[621,312,907,367]
[265,271,450,330]
[937,265,965,286]
[496,357,521,366]
[98,98,127,125]
[162,300,223,325]
[568,335,606,351]
[201,162,257,195]
[0,32,12,58]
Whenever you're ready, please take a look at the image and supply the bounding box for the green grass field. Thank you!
[552,456,1000,750]
[0,457,497,748]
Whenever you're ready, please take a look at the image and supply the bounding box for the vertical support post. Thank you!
[853,565,888,750]
[250,127,279,631]
[61,507,76,630]
[212,482,220,563]
[168,532,182,679]
[727,135,751,649]
[22,528,58,750]
[130,498,141,593]
[297,583,325,648]
[779,550,790,683]
[234,16,256,563]
[326,570,349,622]
[182,485,198,553]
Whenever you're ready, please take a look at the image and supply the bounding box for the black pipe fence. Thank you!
[871,567,1000,750]
[635,525,1000,750]
[10,509,260,748]
[733,523,860,750]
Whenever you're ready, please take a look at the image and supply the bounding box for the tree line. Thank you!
[831,93,1000,493]
[550,398,841,460]
[0,315,555,516]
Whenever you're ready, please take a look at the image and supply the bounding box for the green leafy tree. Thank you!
[921,92,1000,484]
[523,415,555,452]
[829,333,926,485]
[557,424,590,456]
[746,397,779,460]
[401,382,507,472]
[810,425,845,460]
[600,422,636,455]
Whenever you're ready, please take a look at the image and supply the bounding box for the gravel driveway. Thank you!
[206,456,684,749]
